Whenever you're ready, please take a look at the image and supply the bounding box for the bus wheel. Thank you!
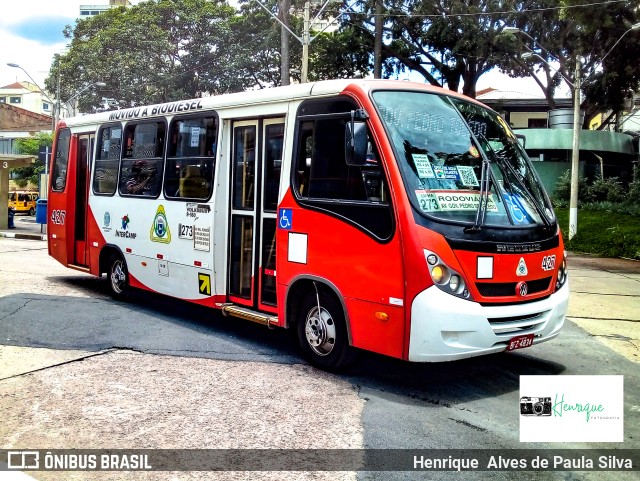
[108,254,130,300]
[296,291,355,371]
[29,207,35,216]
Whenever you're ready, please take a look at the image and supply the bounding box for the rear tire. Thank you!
[296,290,355,371]
[108,253,130,300]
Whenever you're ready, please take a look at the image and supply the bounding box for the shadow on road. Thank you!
[2,274,569,407]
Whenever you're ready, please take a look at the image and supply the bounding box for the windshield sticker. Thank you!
[503,193,533,224]
[457,166,479,187]
[416,190,499,213]
[434,166,460,180]
[412,154,435,178]
[469,145,480,158]
[415,190,440,211]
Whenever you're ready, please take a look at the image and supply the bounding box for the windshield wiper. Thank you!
[483,137,552,229]
[464,136,492,233]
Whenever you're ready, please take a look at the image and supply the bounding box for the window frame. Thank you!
[92,123,123,196]
[163,112,219,202]
[51,128,71,192]
[291,97,395,242]
[117,120,167,199]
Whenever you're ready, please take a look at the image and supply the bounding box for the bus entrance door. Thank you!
[72,134,94,267]
[228,119,284,313]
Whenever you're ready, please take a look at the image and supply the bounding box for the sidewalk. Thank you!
[0,215,46,241]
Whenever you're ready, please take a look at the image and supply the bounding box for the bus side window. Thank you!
[118,122,165,198]
[164,115,217,200]
[52,128,71,192]
[295,122,313,197]
[93,125,122,195]
[293,97,393,241]
[294,114,385,203]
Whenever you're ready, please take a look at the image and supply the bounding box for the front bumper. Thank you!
[408,280,569,362]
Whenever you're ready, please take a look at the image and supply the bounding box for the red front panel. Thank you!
[276,192,406,358]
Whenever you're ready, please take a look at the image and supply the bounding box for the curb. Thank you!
[0,231,46,241]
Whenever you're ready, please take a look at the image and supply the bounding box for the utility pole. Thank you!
[568,56,581,240]
[373,0,382,78]
[255,0,346,84]
[55,68,61,129]
[301,0,310,83]
[279,0,290,86]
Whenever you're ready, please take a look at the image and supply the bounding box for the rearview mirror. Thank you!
[345,121,368,166]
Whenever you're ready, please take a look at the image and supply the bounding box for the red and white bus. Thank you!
[48,79,568,370]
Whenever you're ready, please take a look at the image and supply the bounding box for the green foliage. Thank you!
[627,179,640,203]
[15,133,53,156]
[11,133,53,187]
[554,169,640,259]
[505,0,640,124]
[39,0,640,114]
[46,0,242,111]
[551,169,587,206]
[552,170,636,207]
[556,207,640,260]
[584,176,626,204]
[309,28,372,81]
[344,0,525,97]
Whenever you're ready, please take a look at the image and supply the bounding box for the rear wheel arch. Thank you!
[285,277,351,337]
[286,276,356,371]
[99,244,124,276]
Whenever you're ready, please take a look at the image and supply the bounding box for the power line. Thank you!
[336,0,632,19]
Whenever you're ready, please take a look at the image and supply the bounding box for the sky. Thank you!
[0,0,140,90]
[0,0,559,99]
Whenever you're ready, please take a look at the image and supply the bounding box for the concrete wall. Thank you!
[510,112,547,129]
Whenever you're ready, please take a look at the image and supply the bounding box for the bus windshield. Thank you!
[372,90,555,228]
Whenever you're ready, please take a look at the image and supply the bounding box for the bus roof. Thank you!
[60,78,482,129]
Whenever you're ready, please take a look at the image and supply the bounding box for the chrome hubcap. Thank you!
[304,306,336,356]
[111,261,126,293]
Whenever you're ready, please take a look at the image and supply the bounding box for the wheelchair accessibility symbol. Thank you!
[279,208,292,230]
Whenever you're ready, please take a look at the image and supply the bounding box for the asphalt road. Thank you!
[0,236,639,481]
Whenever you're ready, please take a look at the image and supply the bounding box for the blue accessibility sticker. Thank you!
[278,208,292,230]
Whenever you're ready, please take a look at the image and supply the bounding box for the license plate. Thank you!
[506,333,535,351]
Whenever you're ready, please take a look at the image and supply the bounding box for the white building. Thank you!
[0,82,54,117]
[80,0,133,20]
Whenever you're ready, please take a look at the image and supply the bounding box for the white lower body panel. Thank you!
[408,281,569,362]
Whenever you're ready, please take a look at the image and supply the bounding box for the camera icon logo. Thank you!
[520,396,552,416]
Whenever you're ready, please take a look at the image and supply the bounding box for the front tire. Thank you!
[108,253,130,300]
[296,291,355,371]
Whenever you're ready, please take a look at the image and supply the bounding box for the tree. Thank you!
[341,0,525,97]
[234,0,368,85]
[501,0,640,127]
[45,0,243,112]
[12,133,53,188]
[308,26,372,81]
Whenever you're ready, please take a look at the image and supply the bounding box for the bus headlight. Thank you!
[555,251,568,291]
[424,250,470,299]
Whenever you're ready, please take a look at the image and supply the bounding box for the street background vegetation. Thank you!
[553,172,640,260]
[11,0,640,260]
